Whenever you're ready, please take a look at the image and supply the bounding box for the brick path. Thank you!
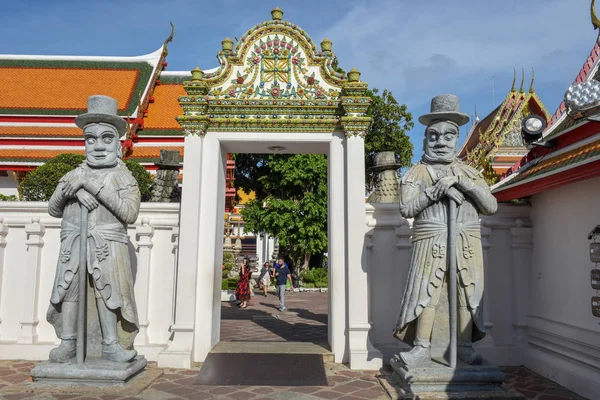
[0,293,588,399]
[220,290,328,342]
[0,360,587,399]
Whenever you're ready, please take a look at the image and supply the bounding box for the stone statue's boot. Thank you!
[458,308,482,365]
[399,340,431,365]
[458,342,482,365]
[49,301,77,363]
[49,339,76,363]
[102,341,137,363]
[97,298,137,363]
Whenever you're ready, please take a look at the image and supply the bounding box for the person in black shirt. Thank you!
[273,257,294,311]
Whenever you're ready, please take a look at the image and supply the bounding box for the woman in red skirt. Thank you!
[235,257,252,308]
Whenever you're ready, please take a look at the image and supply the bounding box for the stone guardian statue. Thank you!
[393,94,497,366]
[46,95,141,364]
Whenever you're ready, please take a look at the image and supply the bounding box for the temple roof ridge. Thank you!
[0,46,165,65]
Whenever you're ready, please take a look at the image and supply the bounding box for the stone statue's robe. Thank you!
[47,161,141,349]
[393,161,497,344]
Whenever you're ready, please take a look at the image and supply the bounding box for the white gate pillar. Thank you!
[157,135,204,368]
[328,133,347,363]
[192,133,227,362]
[345,133,382,370]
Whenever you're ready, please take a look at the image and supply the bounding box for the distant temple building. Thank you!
[458,70,550,182]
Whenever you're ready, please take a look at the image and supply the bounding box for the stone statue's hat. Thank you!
[418,94,469,127]
[154,149,183,169]
[368,151,402,172]
[75,95,127,134]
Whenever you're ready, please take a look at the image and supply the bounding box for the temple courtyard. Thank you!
[0,293,586,399]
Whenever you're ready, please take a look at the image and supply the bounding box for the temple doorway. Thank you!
[156,7,375,368]
[219,150,329,345]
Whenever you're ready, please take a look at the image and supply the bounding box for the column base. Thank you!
[30,355,147,386]
[379,356,524,399]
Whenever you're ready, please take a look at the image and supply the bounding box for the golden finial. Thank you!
[519,67,525,93]
[529,67,535,93]
[592,0,600,29]
[271,7,284,21]
[191,67,204,81]
[162,22,175,57]
[320,38,333,52]
[347,68,361,82]
[221,37,234,52]
[510,67,516,92]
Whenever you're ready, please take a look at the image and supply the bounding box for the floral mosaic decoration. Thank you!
[209,34,339,100]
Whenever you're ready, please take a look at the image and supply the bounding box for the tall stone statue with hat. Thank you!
[392,94,497,369]
[42,95,143,372]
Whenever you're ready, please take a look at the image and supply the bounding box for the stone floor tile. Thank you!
[311,390,344,399]
[210,386,239,395]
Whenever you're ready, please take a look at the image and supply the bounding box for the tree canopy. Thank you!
[365,88,414,190]
[236,154,327,272]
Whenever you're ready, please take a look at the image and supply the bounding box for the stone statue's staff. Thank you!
[448,198,457,368]
[76,206,88,364]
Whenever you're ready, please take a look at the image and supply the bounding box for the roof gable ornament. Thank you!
[529,67,535,94]
[162,22,175,57]
[519,67,525,93]
[176,7,370,135]
[592,0,600,30]
[510,67,516,92]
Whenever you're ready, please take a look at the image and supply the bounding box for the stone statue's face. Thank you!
[84,123,121,168]
[423,121,459,163]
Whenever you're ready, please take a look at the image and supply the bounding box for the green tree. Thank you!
[21,153,153,201]
[238,154,328,272]
[365,88,414,191]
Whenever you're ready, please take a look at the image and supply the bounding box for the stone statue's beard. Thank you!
[422,151,456,165]
[86,154,119,168]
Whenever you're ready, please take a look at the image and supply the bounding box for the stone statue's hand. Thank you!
[432,176,458,200]
[446,187,464,205]
[62,178,85,198]
[76,189,99,211]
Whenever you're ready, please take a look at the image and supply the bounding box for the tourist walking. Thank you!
[258,262,271,297]
[274,257,294,311]
[235,257,252,309]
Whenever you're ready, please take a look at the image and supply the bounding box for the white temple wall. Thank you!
[3,197,597,398]
[0,174,18,197]
[0,202,180,361]
[528,177,600,399]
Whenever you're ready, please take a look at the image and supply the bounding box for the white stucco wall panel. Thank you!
[529,177,600,398]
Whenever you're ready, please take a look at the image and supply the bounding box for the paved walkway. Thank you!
[0,360,587,399]
[220,290,328,342]
[0,293,588,399]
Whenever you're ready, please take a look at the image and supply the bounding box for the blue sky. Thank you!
[1,0,596,162]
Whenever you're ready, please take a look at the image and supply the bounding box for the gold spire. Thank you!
[592,0,600,29]
[519,67,525,93]
[529,67,535,93]
[511,67,516,92]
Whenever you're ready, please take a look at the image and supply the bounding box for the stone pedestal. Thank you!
[30,356,147,386]
[382,357,523,399]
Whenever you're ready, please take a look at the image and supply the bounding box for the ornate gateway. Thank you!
[176,7,371,136]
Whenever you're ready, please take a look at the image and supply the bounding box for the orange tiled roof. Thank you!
[0,126,82,138]
[0,148,84,162]
[127,146,183,161]
[0,68,139,112]
[144,84,186,131]
[0,145,183,164]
